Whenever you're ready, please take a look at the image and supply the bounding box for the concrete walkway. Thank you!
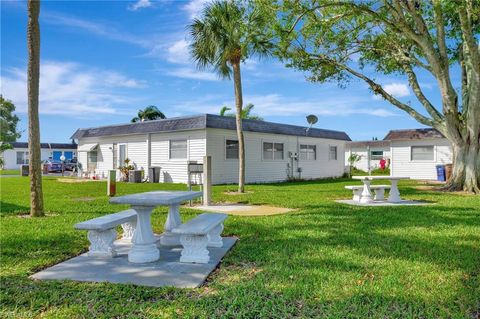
[31,236,237,288]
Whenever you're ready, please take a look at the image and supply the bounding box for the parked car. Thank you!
[43,160,63,173]
[64,158,77,171]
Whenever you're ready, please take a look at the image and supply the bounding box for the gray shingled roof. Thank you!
[347,140,391,148]
[383,128,444,140]
[9,142,77,149]
[71,114,351,141]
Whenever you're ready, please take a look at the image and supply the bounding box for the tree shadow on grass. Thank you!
[0,201,30,216]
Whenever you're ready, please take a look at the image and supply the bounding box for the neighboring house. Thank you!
[1,142,78,170]
[386,128,452,180]
[345,140,391,172]
[71,114,351,184]
[345,128,453,180]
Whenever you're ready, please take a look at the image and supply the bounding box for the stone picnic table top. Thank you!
[109,191,202,207]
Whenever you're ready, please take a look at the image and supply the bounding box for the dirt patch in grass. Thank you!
[223,191,254,195]
[57,178,94,183]
[415,185,475,195]
[73,197,97,202]
[192,203,295,216]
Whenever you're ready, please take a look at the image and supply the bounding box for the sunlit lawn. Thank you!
[1,176,479,318]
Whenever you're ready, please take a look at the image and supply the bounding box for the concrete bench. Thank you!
[172,213,227,264]
[74,209,137,257]
[345,185,391,201]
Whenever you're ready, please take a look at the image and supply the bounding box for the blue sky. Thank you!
[1,0,444,143]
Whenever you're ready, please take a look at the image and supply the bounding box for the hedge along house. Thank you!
[71,114,351,184]
[1,142,78,170]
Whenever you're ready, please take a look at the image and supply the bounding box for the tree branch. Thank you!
[308,53,437,127]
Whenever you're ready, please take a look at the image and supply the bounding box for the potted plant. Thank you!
[119,158,134,182]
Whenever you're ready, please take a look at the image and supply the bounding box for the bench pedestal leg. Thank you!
[352,189,361,202]
[87,229,117,257]
[179,234,209,264]
[121,220,137,241]
[373,188,385,201]
[207,224,224,247]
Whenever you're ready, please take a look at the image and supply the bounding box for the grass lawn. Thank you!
[1,176,479,318]
[0,169,19,175]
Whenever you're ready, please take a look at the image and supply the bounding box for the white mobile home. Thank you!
[345,140,391,172]
[386,129,452,180]
[71,114,351,184]
[345,128,453,180]
[1,142,78,170]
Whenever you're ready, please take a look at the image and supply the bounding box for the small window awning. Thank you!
[77,143,98,152]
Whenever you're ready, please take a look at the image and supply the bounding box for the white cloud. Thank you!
[166,67,218,81]
[128,0,152,11]
[170,93,399,118]
[166,39,190,64]
[374,82,410,100]
[182,0,212,19]
[1,61,145,117]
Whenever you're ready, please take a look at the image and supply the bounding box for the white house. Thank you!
[386,128,452,180]
[1,142,78,170]
[345,140,391,172]
[71,114,351,184]
[345,128,453,180]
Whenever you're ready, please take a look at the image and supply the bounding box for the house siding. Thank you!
[390,138,452,180]
[345,146,391,172]
[206,128,345,184]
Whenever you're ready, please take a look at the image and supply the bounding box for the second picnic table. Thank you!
[110,190,202,263]
[352,176,410,203]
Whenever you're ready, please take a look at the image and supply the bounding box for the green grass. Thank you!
[0,169,19,175]
[1,176,479,318]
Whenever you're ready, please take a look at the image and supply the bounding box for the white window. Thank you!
[87,150,98,171]
[263,142,284,160]
[411,145,434,161]
[16,151,29,165]
[225,140,239,159]
[300,144,316,160]
[170,140,187,159]
[329,146,337,160]
[119,144,127,166]
[371,150,384,160]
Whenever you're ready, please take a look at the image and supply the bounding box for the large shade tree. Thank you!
[0,96,21,168]
[189,0,271,192]
[259,0,480,193]
[27,0,44,216]
[131,105,166,122]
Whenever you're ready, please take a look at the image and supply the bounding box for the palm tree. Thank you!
[189,0,271,192]
[219,103,263,120]
[27,0,44,217]
[131,105,166,123]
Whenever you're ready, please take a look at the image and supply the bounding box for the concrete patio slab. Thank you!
[31,236,237,288]
[335,199,430,206]
[192,204,294,216]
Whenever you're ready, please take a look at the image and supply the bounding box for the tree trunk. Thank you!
[445,141,480,193]
[232,61,245,193]
[27,0,44,217]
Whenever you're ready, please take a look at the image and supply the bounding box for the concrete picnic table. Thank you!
[110,190,202,263]
[352,176,410,203]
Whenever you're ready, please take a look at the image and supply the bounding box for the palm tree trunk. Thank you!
[232,61,245,193]
[27,0,44,217]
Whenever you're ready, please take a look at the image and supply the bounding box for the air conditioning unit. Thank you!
[129,170,142,183]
